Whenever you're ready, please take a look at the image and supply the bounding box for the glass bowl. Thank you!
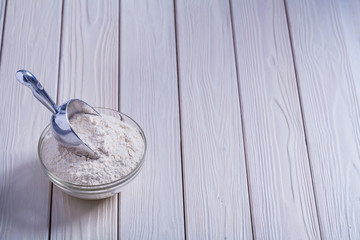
[38,107,146,200]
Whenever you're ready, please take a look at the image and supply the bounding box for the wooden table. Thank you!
[1,0,360,239]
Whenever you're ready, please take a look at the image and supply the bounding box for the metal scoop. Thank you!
[16,70,100,159]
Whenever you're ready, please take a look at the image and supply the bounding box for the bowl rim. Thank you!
[38,107,147,192]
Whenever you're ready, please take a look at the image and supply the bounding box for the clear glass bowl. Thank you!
[38,108,146,200]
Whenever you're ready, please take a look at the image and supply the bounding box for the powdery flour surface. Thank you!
[41,113,145,185]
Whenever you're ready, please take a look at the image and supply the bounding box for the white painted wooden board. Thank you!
[231,0,320,238]
[0,0,62,239]
[286,0,360,238]
[119,0,185,239]
[50,0,119,239]
[175,0,252,238]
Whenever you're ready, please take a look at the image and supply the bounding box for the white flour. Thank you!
[41,113,145,185]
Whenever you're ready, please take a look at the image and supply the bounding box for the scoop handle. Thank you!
[16,70,58,114]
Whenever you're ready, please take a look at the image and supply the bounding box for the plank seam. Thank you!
[118,0,121,112]
[0,0,8,65]
[228,0,255,238]
[48,184,53,240]
[283,0,323,238]
[49,0,65,238]
[56,0,65,106]
[173,0,187,239]
[117,1,121,239]
[117,193,120,240]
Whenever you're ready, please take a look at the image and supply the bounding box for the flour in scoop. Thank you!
[41,113,145,185]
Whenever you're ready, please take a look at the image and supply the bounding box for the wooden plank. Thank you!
[50,0,119,239]
[119,0,185,239]
[0,0,62,239]
[230,0,320,238]
[285,0,360,238]
[175,0,252,238]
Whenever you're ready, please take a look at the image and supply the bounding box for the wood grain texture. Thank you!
[57,0,119,109]
[231,0,320,238]
[175,0,252,238]
[50,0,119,239]
[119,0,185,239]
[0,0,62,239]
[339,0,360,97]
[286,0,360,238]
